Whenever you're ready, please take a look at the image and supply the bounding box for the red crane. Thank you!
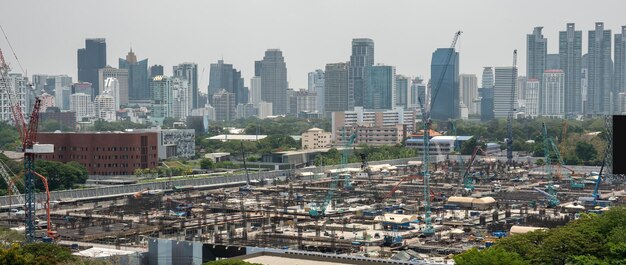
[0,48,54,242]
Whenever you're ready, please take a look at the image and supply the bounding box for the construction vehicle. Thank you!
[506,50,517,166]
[133,188,150,199]
[416,30,462,236]
[460,146,485,194]
[32,171,57,239]
[547,138,584,189]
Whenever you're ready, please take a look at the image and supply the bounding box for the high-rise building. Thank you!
[249,76,262,107]
[324,62,350,113]
[541,70,565,117]
[149,65,164,78]
[173,63,199,109]
[212,89,236,121]
[260,49,288,115]
[102,77,120,110]
[493,67,518,118]
[71,82,93,99]
[331,107,415,141]
[69,93,94,122]
[77,38,106,95]
[151,75,172,119]
[395,75,410,109]
[430,48,459,120]
[98,67,129,107]
[409,77,427,110]
[460,74,478,115]
[308,69,325,113]
[258,101,273,119]
[349,38,375,107]
[615,26,626,102]
[482,67,494,89]
[254,60,262,77]
[119,48,149,101]
[546,54,560,70]
[94,93,116,122]
[47,75,73,110]
[171,77,191,120]
[207,60,246,104]
[365,65,395,110]
[527,27,547,84]
[525,79,540,117]
[560,23,583,114]
[289,89,317,115]
[480,67,495,121]
[587,22,613,115]
[0,73,27,122]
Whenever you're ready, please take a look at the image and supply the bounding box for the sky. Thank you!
[1,0,626,92]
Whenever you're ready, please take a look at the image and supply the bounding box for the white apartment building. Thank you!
[70,93,94,122]
[542,70,565,117]
[331,106,415,141]
[525,79,540,117]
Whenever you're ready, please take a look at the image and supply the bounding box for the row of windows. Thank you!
[57,146,157,152]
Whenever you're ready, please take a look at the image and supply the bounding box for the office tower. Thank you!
[308,69,325,113]
[324,62,350,113]
[94,93,116,122]
[493,67,518,118]
[77,38,106,95]
[560,23,583,114]
[212,89,236,121]
[365,65,395,110]
[541,70,565,117]
[173,63,199,109]
[546,54,560,70]
[98,67,129,107]
[208,60,247,104]
[289,89,317,115]
[516,76,527,101]
[409,77,427,110]
[349,38,375,107]
[102,77,120,110]
[149,65,164,78]
[254,60,262,77]
[258,101,273,119]
[527,27,547,84]
[71,82,93,99]
[260,49,288,115]
[395,75,410,109]
[430,48,459,120]
[587,22,613,115]
[480,67,495,121]
[151,75,172,119]
[249,76,262,107]
[171,77,191,120]
[460,74,478,115]
[69,93,94,122]
[525,79,540,117]
[119,48,149,101]
[0,73,27,122]
[615,26,626,101]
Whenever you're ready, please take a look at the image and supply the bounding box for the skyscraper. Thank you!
[480,67,495,121]
[409,77,427,110]
[365,65,395,110]
[77,38,106,95]
[587,22,612,115]
[324,63,350,113]
[69,93,94,122]
[151,75,172,119]
[208,60,247,104]
[525,79,540,117]
[173,63,199,109]
[212,89,236,121]
[171,77,191,120]
[0,73,27,122]
[615,26,626,102]
[119,48,149,101]
[395,75,410,109]
[249,76,262,107]
[459,74,478,115]
[103,77,120,111]
[527,27,547,84]
[349,38,375,107]
[260,49,288,115]
[308,69,325,113]
[98,67,129,107]
[560,23,583,114]
[541,70,565,117]
[430,48,459,120]
[493,67,518,118]
[149,65,164,78]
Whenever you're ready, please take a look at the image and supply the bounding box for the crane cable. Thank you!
[0,24,27,77]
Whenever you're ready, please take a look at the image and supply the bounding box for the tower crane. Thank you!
[538,122,559,207]
[417,30,461,236]
[506,50,517,166]
[0,48,53,242]
[0,158,25,208]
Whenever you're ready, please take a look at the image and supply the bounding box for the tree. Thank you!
[454,247,530,265]
[0,242,77,265]
[460,137,479,155]
[34,160,89,191]
[200,158,215,170]
[575,141,597,163]
[38,119,71,132]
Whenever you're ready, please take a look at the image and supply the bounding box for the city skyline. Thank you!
[2,0,626,91]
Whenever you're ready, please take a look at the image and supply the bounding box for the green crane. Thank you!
[538,123,560,207]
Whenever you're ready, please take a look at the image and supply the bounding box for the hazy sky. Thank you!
[2,0,625,91]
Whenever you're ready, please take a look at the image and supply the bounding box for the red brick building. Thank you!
[36,131,159,176]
